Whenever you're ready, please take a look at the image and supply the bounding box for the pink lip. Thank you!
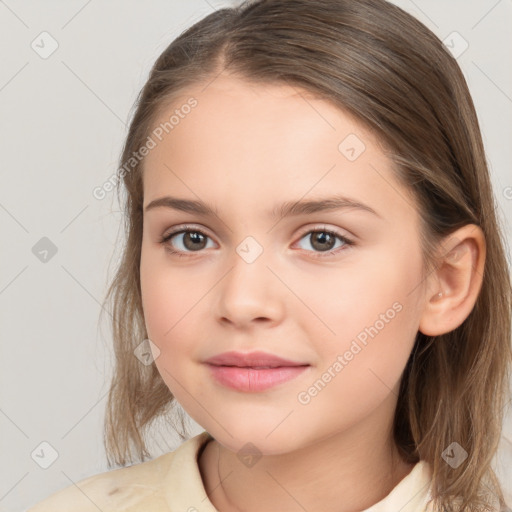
[204,351,310,392]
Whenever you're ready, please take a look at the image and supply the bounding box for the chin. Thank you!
[203,421,308,456]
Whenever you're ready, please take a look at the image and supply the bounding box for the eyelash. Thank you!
[159,224,355,259]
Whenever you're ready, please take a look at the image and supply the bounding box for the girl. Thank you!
[29,0,511,510]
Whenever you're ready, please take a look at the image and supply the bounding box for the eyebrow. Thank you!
[144,195,381,219]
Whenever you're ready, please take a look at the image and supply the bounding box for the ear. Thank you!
[419,224,486,336]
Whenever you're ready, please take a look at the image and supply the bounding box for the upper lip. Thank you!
[204,351,309,368]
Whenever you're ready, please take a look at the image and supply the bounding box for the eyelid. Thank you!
[162,223,352,240]
[295,223,352,240]
[161,223,213,240]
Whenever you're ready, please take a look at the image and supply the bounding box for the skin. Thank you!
[139,73,485,512]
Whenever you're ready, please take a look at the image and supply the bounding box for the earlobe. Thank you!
[418,224,486,337]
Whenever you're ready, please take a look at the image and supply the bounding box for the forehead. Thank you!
[142,74,418,222]
[152,74,374,142]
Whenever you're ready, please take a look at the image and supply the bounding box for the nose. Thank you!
[213,247,286,330]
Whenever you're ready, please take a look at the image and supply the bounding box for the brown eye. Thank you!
[161,228,214,254]
[181,231,208,251]
[295,228,354,258]
[309,231,337,251]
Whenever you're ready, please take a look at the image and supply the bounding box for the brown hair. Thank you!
[100,0,512,510]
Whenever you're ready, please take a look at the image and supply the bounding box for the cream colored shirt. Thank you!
[27,430,437,511]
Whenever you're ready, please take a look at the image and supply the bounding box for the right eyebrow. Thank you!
[144,196,218,216]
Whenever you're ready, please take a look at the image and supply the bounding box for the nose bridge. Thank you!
[215,234,284,325]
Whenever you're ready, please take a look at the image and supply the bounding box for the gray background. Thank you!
[0,0,511,510]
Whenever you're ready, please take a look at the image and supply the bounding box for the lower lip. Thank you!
[206,364,310,392]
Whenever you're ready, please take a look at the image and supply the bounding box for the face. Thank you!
[140,73,427,455]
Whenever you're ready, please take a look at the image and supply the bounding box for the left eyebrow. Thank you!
[143,194,382,220]
[271,195,382,220]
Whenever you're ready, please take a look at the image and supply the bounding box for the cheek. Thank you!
[140,250,199,340]
[311,250,422,390]
[297,300,417,433]
[140,254,211,387]
[140,267,198,398]
[299,248,420,341]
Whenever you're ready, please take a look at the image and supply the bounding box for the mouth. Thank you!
[204,350,308,368]
[203,350,311,392]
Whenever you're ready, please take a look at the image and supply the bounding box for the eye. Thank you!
[159,225,215,257]
[294,227,354,258]
[159,224,354,259]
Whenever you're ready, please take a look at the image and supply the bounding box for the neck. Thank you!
[198,393,415,512]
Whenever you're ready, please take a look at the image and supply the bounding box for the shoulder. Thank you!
[26,450,176,512]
